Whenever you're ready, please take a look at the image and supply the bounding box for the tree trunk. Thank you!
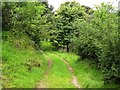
[66,42,69,52]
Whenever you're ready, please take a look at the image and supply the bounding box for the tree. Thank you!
[81,5,94,15]
[2,2,55,49]
[2,2,15,31]
[54,1,86,52]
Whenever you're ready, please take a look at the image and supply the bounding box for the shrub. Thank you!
[40,41,57,51]
[70,3,120,83]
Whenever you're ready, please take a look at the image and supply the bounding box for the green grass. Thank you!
[2,32,75,88]
[2,31,119,88]
[37,52,75,88]
[52,51,120,88]
[2,32,48,88]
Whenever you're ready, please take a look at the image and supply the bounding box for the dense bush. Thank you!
[92,3,119,83]
[99,41,120,83]
[70,3,120,83]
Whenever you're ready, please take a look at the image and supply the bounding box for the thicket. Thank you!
[69,3,120,83]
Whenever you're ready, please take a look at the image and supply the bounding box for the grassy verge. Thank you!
[2,32,48,88]
[53,51,120,88]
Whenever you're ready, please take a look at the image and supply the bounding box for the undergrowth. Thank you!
[2,31,48,88]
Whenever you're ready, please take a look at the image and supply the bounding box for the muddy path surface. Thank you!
[58,55,81,88]
[37,60,52,88]
[37,52,81,88]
